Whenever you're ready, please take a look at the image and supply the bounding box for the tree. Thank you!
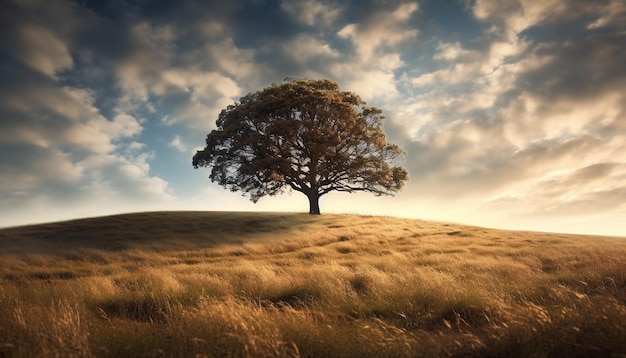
[192,79,408,214]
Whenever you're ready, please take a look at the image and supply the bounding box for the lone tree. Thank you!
[192,79,408,214]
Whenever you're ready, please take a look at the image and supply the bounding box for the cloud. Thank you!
[412,36,528,88]
[306,2,419,104]
[283,33,340,65]
[0,79,116,155]
[587,0,626,29]
[0,0,81,78]
[280,0,342,27]
[337,2,418,59]
[483,162,626,216]
[0,4,173,225]
[15,24,73,78]
[472,0,625,37]
[0,144,82,192]
[472,0,572,35]
[399,0,626,223]
[78,153,171,198]
[169,135,187,153]
[111,20,249,131]
[201,37,259,83]
[433,41,472,61]
[157,70,241,130]
[115,22,176,108]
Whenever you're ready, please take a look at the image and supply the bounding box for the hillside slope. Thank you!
[1,212,625,357]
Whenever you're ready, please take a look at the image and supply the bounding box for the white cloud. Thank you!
[471,0,625,41]
[306,3,420,105]
[280,0,342,27]
[0,147,83,191]
[502,89,626,145]
[412,62,478,87]
[169,134,187,152]
[331,63,401,102]
[201,38,260,84]
[78,153,172,199]
[17,24,73,77]
[284,33,340,63]
[398,0,626,228]
[107,113,143,138]
[338,2,418,59]
[58,89,143,141]
[433,42,472,61]
[472,0,570,36]
[482,162,626,217]
[413,37,528,88]
[116,22,176,109]
[157,69,241,130]
[0,66,169,228]
[113,22,246,131]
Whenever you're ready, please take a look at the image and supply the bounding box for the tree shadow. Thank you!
[0,211,317,256]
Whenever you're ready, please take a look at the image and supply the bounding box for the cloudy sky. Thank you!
[1,0,625,236]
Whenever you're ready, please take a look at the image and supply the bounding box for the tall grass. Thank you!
[0,212,624,357]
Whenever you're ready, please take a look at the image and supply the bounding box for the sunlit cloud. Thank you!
[337,2,419,59]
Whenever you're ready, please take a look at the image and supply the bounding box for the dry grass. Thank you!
[0,211,624,357]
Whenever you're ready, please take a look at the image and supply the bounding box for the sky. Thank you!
[0,0,625,236]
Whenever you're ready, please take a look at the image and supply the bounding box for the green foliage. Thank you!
[193,79,408,214]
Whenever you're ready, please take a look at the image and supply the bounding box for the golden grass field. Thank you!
[0,211,624,357]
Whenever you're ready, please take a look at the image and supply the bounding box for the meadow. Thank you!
[0,211,624,357]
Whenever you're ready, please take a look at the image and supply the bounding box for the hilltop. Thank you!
[0,212,625,357]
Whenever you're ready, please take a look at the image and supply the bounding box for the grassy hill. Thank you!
[0,211,624,357]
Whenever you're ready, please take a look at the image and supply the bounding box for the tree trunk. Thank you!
[308,193,321,215]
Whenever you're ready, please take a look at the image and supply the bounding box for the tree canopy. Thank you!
[192,79,408,214]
